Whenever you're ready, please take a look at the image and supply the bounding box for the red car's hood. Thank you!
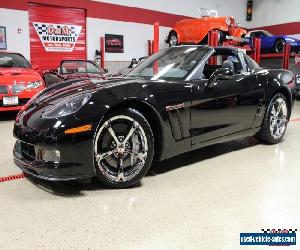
[0,67,42,84]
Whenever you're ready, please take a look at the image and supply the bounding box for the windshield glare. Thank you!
[60,61,104,74]
[0,53,31,68]
[127,46,210,80]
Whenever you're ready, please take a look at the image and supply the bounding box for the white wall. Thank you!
[0,8,30,60]
[96,0,248,27]
[249,0,299,28]
[87,18,170,66]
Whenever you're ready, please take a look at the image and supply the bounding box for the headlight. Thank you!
[27,80,43,90]
[42,94,91,119]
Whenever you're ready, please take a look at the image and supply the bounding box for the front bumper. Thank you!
[0,98,31,112]
[13,124,97,181]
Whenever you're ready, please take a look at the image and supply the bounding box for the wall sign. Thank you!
[105,34,124,53]
[33,22,82,52]
[0,26,7,50]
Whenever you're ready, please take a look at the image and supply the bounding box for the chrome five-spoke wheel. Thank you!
[257,93,289,144]
[270,97,288,140]
[94,109,154,187]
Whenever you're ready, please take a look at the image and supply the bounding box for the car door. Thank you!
[190,50,262,145]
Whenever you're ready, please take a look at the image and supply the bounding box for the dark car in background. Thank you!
[43,60,106,86]
[246,30,300,53]
[14,46,296,188]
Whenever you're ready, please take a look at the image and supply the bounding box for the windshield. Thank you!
[261,30,273,37]
[60,61,104,74]
[127,46,210,81]
[0,53,31,68]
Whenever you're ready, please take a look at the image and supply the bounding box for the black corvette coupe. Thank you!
[13,46,296,188]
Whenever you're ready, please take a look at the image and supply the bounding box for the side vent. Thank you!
[166,103,190,141]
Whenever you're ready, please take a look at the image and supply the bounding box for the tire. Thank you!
[256,93,289,144]
[168,32,178,47]
[94,108,154,188]
[274,39,285,53]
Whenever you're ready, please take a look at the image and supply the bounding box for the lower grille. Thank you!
[20,142,36,162]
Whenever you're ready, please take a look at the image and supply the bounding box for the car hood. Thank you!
[0,67,42,84]
[32,77,143,106]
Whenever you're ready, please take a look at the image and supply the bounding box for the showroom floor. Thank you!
[0,103,299,250]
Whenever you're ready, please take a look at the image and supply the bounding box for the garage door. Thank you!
[29,3,86,74]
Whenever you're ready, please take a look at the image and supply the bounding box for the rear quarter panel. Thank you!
[256,68,294,115]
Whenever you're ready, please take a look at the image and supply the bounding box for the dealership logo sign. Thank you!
[33,22,82,52]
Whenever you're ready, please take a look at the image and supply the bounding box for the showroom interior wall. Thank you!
[87,0,247,73]
[248,0,300,39]
[0,0,247,73]
[0,8,30,59]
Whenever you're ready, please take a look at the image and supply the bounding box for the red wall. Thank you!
[29,3,86,73]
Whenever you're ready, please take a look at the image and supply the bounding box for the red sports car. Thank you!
[106,39,122,46]
[0,51,45,111]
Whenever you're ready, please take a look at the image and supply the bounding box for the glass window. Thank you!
[244,54,260,69]
[202,51,243,79]
[127,46,210,81]
[0,53,31,68]
[60,61,104,74]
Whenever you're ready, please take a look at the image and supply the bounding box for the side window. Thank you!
[202,52,243,79]
[244,54,260,69]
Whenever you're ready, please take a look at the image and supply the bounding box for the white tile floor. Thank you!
[0,102,300,249]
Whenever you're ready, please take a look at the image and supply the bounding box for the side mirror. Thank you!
[207,68,233,87]
[32,64,39,71]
